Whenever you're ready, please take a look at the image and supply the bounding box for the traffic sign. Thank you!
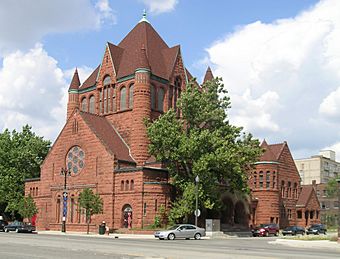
[194,209,201,217]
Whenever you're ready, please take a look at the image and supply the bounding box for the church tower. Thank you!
[130,45,151,165]
[67,69,80,119]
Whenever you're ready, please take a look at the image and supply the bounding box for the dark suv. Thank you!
[0,220,8,232]
[306,224,327,235]
[252,223,279,237]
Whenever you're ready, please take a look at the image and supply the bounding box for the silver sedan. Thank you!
[154,224,206,240]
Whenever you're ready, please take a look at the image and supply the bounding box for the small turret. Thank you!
[203,66,214,83]
[130,46,151,165]
[67,69,80,119]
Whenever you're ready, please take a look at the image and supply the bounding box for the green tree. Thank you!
[78,188,103,234]
[146,78,262,223]
[17,195,38,222]
[0,125,51,217]
[326,178,339,198]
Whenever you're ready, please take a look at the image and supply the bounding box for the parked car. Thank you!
[252,223,279,237]
[282,226,305,236]
[4,221,36,233]
[154,224,206,240]
[306,224,327,235]
[0,220,8,232]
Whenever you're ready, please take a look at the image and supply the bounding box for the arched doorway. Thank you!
[221,197,234,225]
[122,204,132,229]
[234,201,247,225]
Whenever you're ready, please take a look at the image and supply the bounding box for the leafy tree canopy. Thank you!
[146,78,262,222]
[0,125,51,216]
[78,188,103,234]
[17,195,38,221]
[326,178,340,198]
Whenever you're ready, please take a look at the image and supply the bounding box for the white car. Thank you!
[154,224,206,240]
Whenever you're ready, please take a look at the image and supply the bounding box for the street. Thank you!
[0,232,339,258]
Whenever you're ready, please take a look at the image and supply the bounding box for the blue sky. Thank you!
[2,0,340,161]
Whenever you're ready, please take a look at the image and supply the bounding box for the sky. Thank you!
[1,0,340,161]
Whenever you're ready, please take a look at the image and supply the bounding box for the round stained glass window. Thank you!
[66,146,85,174]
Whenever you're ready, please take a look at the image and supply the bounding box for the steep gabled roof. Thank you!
[69,69,80,90]
[259,140,281,162]
[107,42,124,74]
[162,45,180,79]
[80,112,135,163]
[79,65,100,90]
[297,185,314,207]
[117,21,169,79]
[203,66,214,83]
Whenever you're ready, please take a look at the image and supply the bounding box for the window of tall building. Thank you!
[259,171,263,188]
[99,89,103,114]
[158,87,164,112]
[89,95,95,113]
[103,76,111,86]
[120,87,126,110]
[266,171,270,189]
[128,84,134,108]
[151,85,156,110]
[81,97,87,112]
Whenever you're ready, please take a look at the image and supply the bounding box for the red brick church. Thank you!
[25,15,206,232]
[25,15,320,233]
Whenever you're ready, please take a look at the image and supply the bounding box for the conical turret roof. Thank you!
[69,68,80,90]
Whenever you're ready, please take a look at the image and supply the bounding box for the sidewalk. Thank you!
[270,238,340,251]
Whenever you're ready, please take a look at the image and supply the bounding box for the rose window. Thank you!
[66,146,85,174]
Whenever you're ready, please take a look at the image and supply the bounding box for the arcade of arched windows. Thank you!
[29,187,39,197]
[120,179,135,192]
[55,193,86,224]
[251,171,299,198]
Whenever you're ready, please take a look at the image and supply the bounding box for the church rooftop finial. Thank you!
[139,9,149,23]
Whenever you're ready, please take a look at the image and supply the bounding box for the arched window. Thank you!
[125,180,129,191]
[130,180,134,190]
[81,97,87,112]
[56,196,61,223]
[89,95,95,113]
[129,84,134,108]
[36,187,38,196]
[112,87,116,112]
[121,180,124,191]
[158,87,164,112]
[103,76,111,86]
[120,86,126,110]
[151,85,156,109]
[99,89,103,114]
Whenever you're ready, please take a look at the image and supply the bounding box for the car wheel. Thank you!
[194,233,201,240]
[4,228,9,233]
[315,231,319,235]
[167,233,175,240]
[15,228,19,233]
[274,231,279,236]
[265,231,269,237]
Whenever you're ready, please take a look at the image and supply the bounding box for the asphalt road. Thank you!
[0,232,339,259]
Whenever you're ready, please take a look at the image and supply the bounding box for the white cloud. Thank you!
[140,0,178,14]
[95,0,117,25]
[0,0,116,56]
[206,0,340,158]
[0,44,93,141]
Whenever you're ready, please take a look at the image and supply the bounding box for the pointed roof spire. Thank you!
[136,44,150,71]
[203,66,214,83]
[69,68,80,90]
[139,9,149,23]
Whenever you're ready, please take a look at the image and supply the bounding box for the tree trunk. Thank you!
[86,216,90,234]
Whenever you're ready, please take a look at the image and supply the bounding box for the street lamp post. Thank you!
[195,175,199,226]
[336,178,340,243]
[61,168,71,233]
